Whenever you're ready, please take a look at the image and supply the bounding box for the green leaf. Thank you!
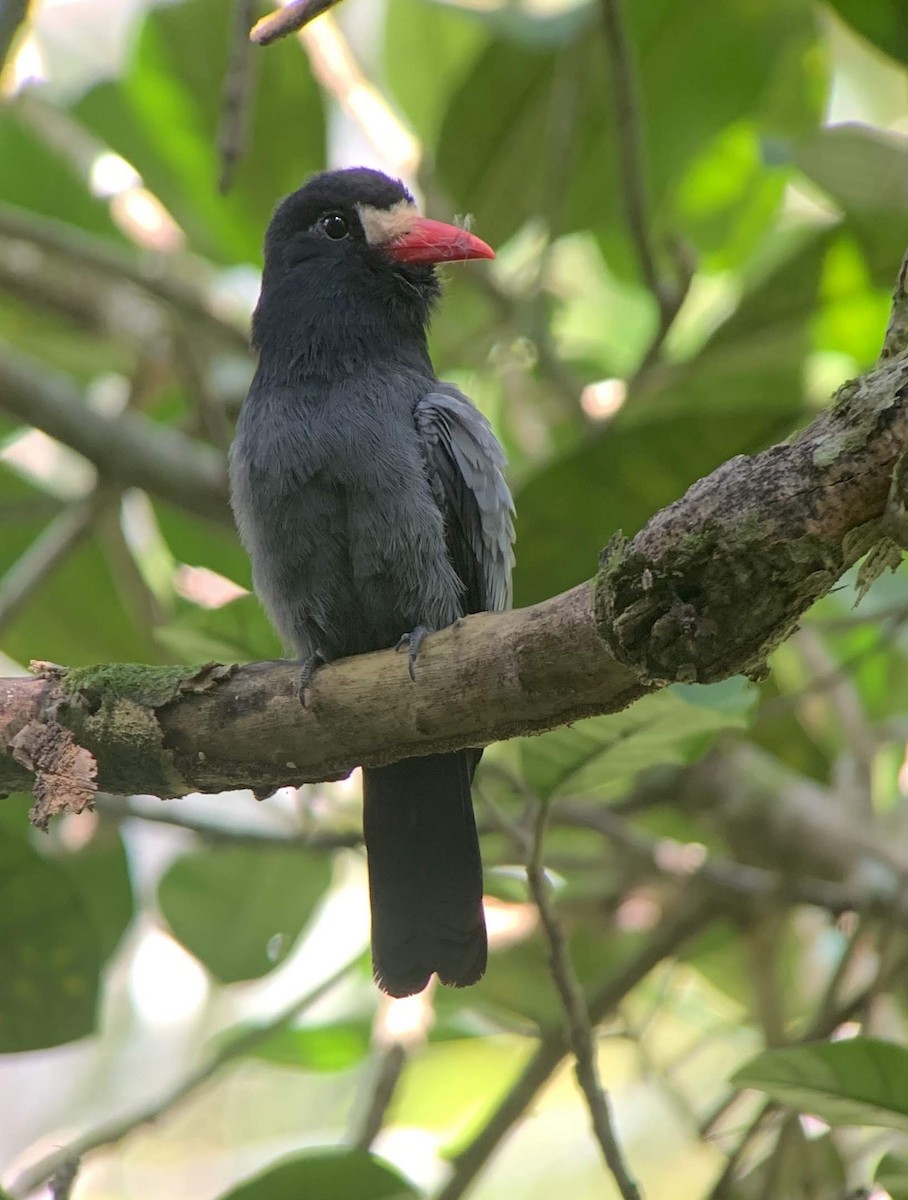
[824,0,908,66]
[0,106,119,237]
[513,403,794,604]
[797,125,908,286]
[673,122,790,272]
[386,1032,531,1135]
[72,0,325,262]
[732,1127,846,1199]
[731,1038,908,1133]
[0,801,103,1051]
[813,234,893,368]
[156,594,281,664]
[797,123,908,217]
[252,1019,372,1073]
[384,0,489,147]
[50,821,133,965]
[153,502,252,590]
[1,526,158,668]
[876,1152,908,1200]
[513,229,832,605]
[158,846,332,983]
[215,1148,418,1200]
[437,0,822,264]
[520,679,754,803]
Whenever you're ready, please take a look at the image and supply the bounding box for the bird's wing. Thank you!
[415,386,515,614]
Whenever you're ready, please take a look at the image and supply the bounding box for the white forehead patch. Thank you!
[356,199,417,247]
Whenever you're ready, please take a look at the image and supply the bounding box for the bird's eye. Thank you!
[320,213,349,240]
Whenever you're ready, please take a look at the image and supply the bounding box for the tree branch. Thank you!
[554,791,908,922]
[598,0,661,301]
[1,266,906,810]
[598,0,691,375]
[527,800,641,1199]
[0,585,641,808]
[218,0,257,192]
[0,343,231,524]
[0,201,249,353]
[6,958,355,1199]
[93,792,363,851]
[0,492,110,635]
[434,899,712,1200]
[250,0,341,45]
[352,1042,408,1152]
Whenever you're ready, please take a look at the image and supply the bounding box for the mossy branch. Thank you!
[1,252,907,821]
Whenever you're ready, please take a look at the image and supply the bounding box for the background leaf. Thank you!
[215,1148,418,1200]
[251,1019,372,1073]
[158,846,332,982]
[0,800,104,1051]
[519,679,755,802]
[823,0,908,66]
[731,1039,908,1134]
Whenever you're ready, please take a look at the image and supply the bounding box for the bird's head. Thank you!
[252,168,494,367]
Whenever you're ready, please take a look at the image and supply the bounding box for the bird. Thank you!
[229,167,515,997]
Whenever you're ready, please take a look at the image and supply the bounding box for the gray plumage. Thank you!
[230,372,513,663]
[228,167,514,996]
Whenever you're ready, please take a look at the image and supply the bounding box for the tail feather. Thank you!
[362,750,487,997]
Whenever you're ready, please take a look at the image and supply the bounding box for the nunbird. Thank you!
[229,168,515,997]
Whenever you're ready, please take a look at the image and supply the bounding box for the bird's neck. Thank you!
[251,272,435,383]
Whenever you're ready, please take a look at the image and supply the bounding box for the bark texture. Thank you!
[1,254,906,821]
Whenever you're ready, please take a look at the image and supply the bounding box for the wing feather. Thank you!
[415,387,515,615]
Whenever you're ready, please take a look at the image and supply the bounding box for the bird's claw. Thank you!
[297,649,329,707]
[395,626,428,681]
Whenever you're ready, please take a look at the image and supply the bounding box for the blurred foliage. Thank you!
[157,845,332,982]
[218,1149,419,1200]
[1,0,908,1197]
[733,1039,908,1136]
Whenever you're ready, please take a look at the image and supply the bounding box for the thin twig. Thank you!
[598,0,692,381]
[95,792,363,851]
[218,0,257,191]
[6,958,356,1199]
[353,1042,408,1151]
[0,202,248,353]
[0,492,111,635]
[0,342,230,525]
[811,916,867,1036]
[526,798,642,1198]
[706,1099,776,1200]
[705,947,908,1194]
[552,799,908,922]
[794,626,875,813]
[435,899,711,1200]
[174,326,237,449]
[250,0,341,45]
[0,348,175,637]
[598,0,659,297]
[631,240,694,385]
[49,1158,80,1200]
[755,609,908,724]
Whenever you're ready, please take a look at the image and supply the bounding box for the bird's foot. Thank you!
[395,626,428,681]
[297,649,329,707]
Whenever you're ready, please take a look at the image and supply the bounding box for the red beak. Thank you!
[387,217,495,265]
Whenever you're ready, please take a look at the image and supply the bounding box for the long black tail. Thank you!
[362,750,487,998]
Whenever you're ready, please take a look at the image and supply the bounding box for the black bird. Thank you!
[229,168,515,997]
